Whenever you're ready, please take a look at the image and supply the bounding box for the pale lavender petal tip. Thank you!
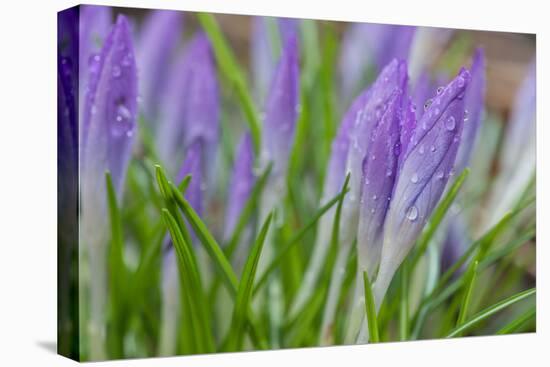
[138,9,183,122]
[261,35,300,176]
[224,133,256,238]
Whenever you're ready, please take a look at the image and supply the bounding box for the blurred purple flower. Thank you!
[338,24,415,103]
[82,14,138,198]
[137,10,183,126]
[177,140,205,217]
[157,33,220,177]
[455,48,486,173]
[224,133,255,240]
[375,68,471,305]
[251,17,299,103]
[440,214,469,275]
[260,34,300,178]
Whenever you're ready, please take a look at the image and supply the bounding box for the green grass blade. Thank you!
[455,260,479,334]
[363,271,380,343]
[496,306,536,335]
[411,168,470,268]
[197,13,261,153]
[446,288,536,338]
[161,209,215,353]
[226,212,273,351]
[253,185,350,296]
[169,182,238,291]
[399,264,409,341]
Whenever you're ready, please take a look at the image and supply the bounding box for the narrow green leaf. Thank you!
[226,212,273,351]
[363,271,380,343]
[197,13,261,153]
[455,260,479,333]
[399,264,409,341]
[496,306,536,335]
[253,185,350,296]
[446,288,536,337]
[411,168,470,268]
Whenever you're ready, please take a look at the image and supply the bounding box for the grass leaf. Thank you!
[455,260,479,334]
[226,212,273,351]
[496,306,536,335]
[446,288,536,337]
[363,271,380,343]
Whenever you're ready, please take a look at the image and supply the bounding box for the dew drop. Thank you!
[411,173,419,183]
[419,145,425,155]
[445,116,456,131]
[430,145,436,152]
[370,208,375,214]
[386,168,392,177]
[434,108,440,115]
[371,155,376,161]
[372,195,378,201]
[424,99,432,111]
[457,77,465,88]
[436,171,444,180]
[112,65,121,78]
[406,206,419,221]
[365,178,370,185]
[437,86,444,94]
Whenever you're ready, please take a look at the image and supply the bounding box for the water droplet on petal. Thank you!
[445,116,456,131]
[424,99,432,111]
[437,86,444,94]
[112,65,121,78]
[372,195,378,201]
[430,145,436,152]
[436,171,444,180]
[419,145,425,155]
[457,77,465,88]
[406,206,419,221]
[411,173,419,183]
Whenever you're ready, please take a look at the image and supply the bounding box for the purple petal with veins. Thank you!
[224,133,255,240]
[455,48,486,173]
[260,34,300,177]
[357,90,404,276]
[375,68,471,304]
[137,10,183,125]
[177,140,204,218]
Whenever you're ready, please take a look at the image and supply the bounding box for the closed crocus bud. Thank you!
[224,133,255,240]
[251,17,299,103]
[290,88,365,317]
[160,140,204,355]
[137,10,183,126]
[455,48,486,173]
[157,33,219,177]
[357,90,406,278]
[375,68,471,307]
[338,24,414,103]
[80,15,138,360]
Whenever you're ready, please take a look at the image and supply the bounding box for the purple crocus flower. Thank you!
[137,10,183,126]
[80,14,137,360]
[79,5,112,118]
[455,48,486,173]
[251,17,299,103]
[224,133,255,240]
[82,15,138,196]
[440,214,469,275]
[259,34,300,178]
[374,68,471,306]
[157,33,219,178]
[338,24,415,103]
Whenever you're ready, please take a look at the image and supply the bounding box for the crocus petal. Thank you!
[82,15,138,197]
[375,68,471,305]
[177,140,205,217]
[455,48,486,173]
[260,34,300,178]
[224,133,255,240]
[251,17,299,103]
[79,5,112,118]
[157,33,220,177]
[137,10,183,125]
[343,59,408,242]
[357,90,404,277]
